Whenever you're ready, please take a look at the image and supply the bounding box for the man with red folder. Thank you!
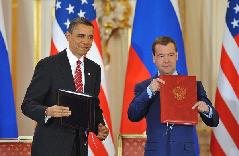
[128,36,219,156]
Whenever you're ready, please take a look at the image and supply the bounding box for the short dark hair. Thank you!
[152,36,177,55]
[68,17,94,34]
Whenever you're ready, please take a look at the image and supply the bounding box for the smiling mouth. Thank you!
[81,47,90,50]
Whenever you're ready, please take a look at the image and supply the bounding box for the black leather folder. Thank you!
[58,89,95,131]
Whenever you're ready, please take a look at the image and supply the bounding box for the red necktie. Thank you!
[74,60,83,93]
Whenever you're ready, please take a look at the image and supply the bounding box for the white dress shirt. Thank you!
[66,46,85,92]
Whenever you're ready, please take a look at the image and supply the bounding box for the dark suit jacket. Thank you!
[128,76,219,156]
[21,50,105,156]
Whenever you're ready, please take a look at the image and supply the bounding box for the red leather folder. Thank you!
[159,75,198,125]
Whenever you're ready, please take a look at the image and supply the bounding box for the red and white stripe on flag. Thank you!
[210,0,239,155]
[51,0,115,155]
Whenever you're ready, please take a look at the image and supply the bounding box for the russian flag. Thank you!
[0,1,18,138]
[120,0,199,155]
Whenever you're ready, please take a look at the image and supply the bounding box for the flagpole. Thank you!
[34,0,42,66]
[12,0,18,103]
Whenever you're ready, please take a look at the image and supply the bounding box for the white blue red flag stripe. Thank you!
[129,0,187,76]
[120,0,200,155]
[0,1,18,138]
[51,0,115,155]
[210,0,239,155]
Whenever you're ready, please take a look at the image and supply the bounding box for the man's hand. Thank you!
[96,123,109,141]
[149,78,165,92]
[192,101,209,113]
[46,105,71,117]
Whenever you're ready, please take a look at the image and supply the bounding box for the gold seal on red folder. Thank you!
[160,75,198,125]
[172,86,186,101]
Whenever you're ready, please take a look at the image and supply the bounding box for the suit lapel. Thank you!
[56,53,95,94]
[56,50,75,91]
[84,58,94,94]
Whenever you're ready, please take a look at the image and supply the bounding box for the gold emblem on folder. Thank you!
[172,86,186,101]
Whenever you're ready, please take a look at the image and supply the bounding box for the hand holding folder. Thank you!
[46,105,71,117]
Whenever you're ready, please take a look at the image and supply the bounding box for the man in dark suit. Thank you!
[128,36,219,156]
[21,17,109,156]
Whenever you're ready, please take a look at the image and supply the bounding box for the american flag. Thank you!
[210,0,239,155]
[51,0,115,155]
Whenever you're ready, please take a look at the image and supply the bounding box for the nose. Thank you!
[163,55,169,62]
[84,38,93,45]
[81,37,88,43]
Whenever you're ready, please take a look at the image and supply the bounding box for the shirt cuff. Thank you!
[147,86,155,99]
[201,105,213,118]
[45,116,51,123]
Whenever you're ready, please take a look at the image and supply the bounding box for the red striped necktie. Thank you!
[74,60,83,93]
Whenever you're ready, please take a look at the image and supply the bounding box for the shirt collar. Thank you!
[66,45,84,65]
[158,70,178,76]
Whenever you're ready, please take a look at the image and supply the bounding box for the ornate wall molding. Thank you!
[95,0,132,65]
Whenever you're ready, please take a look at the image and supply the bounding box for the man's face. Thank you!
[66,24,94,58]
[153,43,178,75]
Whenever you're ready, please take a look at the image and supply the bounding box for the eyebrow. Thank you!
[158,51,176,55]
[77,33,93,37]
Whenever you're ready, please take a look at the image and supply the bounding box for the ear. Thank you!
[176,52,178,61]
[65,31,70,41]
[153,54,156,63]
